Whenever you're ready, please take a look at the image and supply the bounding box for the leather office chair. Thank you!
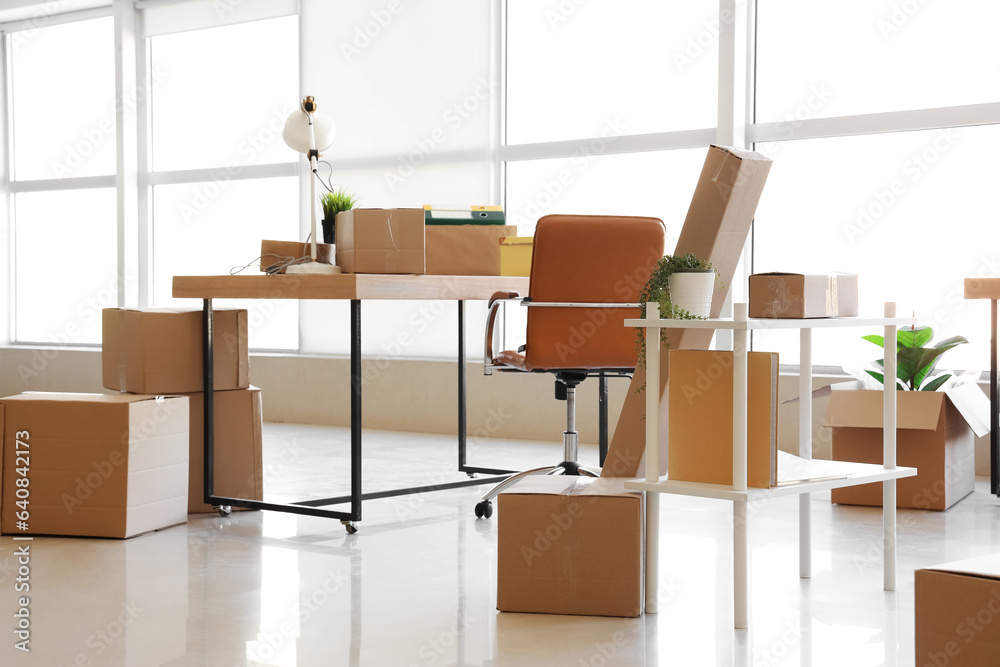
[475,214,666,518]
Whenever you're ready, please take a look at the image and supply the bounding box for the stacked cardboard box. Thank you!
[102,308,264,514]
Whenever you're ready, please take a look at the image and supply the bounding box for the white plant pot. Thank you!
[668,270,715,318]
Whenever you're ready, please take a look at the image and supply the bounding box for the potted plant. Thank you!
[635,253,721,368]
[320,188,359,244]
[861,325,968,391]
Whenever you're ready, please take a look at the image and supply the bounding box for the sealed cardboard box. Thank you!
[0,392,189,538]
[749,272,859,318]
[916,554,1000,666]
[103,308,249,394]
[259,239,335,273]
[425,224,518,276]
[668,350,778,488]
[336,208,425,274]
[497,475,644,617]
[499,236,533,277]
[823,382,989,510]
[604,145,773,479]
[185,387,264,513]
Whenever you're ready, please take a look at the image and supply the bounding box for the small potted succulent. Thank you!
[320,188,359,244]
[635,253,721,367]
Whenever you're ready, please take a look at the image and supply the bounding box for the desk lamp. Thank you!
[282,96,341,274]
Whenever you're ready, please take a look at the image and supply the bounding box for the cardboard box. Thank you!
[425,224,518,276]
[259,239,335,273]
[668,350,778,488]
[823,382,989,510]
[103,308,250,394]
[749,272,859,318]
[499,236,533,277]
[916,554,1000,666]
[184,387,263,514]
[497,475,644,617]
[604,145,773,479]
[336,208,425,274]
[0,392,189,538]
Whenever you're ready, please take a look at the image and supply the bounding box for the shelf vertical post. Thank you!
[799,328,812,579]
[883,302,897,591]
[733,303,749,628]
[644,302,660,614]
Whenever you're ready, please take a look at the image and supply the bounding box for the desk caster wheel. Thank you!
[467,472,478,479]
[342,521,358,535]
[214,505,232,517]
[475,500,493,519]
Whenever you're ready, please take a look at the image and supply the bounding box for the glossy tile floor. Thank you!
[3,423,1000,666]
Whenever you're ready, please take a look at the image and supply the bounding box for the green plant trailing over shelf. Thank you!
[321,187,358,220]
[634,253,721,372]
[862,325,968,391]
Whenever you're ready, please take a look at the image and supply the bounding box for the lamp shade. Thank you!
[282,108,336,154]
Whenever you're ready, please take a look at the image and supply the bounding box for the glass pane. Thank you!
[756,0,1000,122]
[150,16,299,171]
[152,177,299,350]
[752,125,1000,372]
[10,17,116,180]
[15,189,117,344]
[506,0,718,144]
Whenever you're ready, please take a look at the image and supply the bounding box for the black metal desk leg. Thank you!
[599,373,608,467]
[351,300,363,522]
[458,300,467,469]
[203,299,215,503]
[992,300,998,496]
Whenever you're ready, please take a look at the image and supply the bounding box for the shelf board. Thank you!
[624,315,917,331]
[625,457,917,501]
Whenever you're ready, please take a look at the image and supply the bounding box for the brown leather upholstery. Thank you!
[512,214,665,371]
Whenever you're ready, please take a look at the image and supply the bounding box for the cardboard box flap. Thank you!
[501,475,641,498]
[943,382,991,437]
[923,554,1000,581]
[823,383,944,431]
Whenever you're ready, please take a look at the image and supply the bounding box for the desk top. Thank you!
[965,278,1000,300]
[172,274,530,301]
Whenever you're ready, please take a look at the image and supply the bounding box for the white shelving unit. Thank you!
[624,302,918,629]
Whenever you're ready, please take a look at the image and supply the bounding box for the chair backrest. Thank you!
[524,214,665,371]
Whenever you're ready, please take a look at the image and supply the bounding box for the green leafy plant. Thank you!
[634,253,721,370]
[862,325,968,391]
[320,188,358,220]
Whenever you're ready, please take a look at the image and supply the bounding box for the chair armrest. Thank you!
[484,291,522,373]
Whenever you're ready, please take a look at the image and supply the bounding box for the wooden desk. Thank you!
[964,277,1000,496]
[173,273,530,532]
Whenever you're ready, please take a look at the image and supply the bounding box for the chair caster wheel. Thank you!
[214,505,232,517]
[342,521,358,535]
[475,500,493,519]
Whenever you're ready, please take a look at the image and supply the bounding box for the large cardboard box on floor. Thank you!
[185,387,264,513]
[497,476,644,617]
[916,554,1000,666]
[336,208,425,274]
[603,145,773,479]
[0,392,189,538]
[103,308,249,394]
[823,382,989,510]
[748,272,858,318]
